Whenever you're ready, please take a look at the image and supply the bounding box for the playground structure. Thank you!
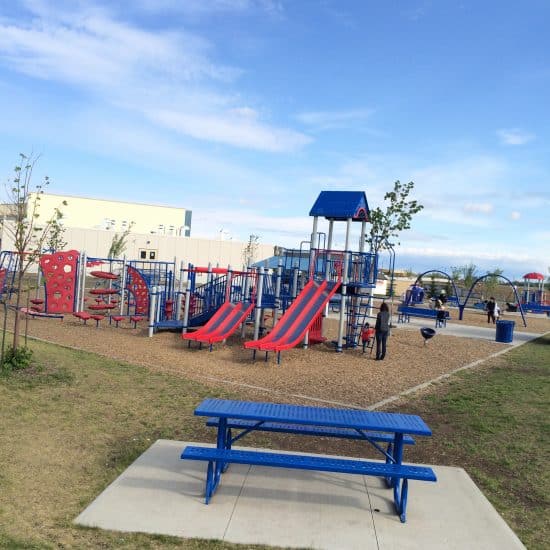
[409,269,528,327]
[520,272,550,313]
[2,190,543,362]
[0,251,19,300]
[0,191,380,362]
[181,191,378,361]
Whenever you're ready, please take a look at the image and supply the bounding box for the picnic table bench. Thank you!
[397,305,450,327]
[181,398,437,523]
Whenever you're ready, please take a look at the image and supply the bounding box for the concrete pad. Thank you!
[367,467,525,549]
[226,464,376,550]
[75,440,249,539]
[75,440,525,550]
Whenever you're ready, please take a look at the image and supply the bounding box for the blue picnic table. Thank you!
[181,398,436,522]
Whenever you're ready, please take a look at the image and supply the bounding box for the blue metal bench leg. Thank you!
[222,428,232,473]
[391,433,404,488]
[215,418,228,479]
[393,478,409,523]
[384,443,393,488]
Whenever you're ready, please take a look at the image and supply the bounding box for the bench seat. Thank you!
[206,418,415,446]
[182,445,436,522]
[397,306,449,327]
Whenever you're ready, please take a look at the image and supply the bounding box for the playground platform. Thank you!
[75,439,525,550]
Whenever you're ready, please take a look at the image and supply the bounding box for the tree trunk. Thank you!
[12,270,24,350]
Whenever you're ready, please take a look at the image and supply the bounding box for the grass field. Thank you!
[0,335,548,549]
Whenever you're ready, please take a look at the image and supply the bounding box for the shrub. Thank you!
[1,346,33,373]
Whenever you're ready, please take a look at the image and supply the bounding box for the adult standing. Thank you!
[486,297,497,324]
[375,302,390,361]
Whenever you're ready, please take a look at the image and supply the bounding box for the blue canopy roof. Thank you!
[309,191,370,221]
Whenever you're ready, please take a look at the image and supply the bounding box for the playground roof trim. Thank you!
[523,272,544,280]
[309,191,370,221]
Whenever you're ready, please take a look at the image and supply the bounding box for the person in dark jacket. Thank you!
[375,302,390,360]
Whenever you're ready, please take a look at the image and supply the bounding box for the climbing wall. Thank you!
[0,268,6,294]
[126,265,149,315]
[39,250,79,313]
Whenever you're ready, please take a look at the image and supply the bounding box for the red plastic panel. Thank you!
[90,270,118,280]
[0,268,6,292]
[126,266,149,315]
[39,250,79,313]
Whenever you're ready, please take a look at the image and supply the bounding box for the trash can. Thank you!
[495,320,515,343]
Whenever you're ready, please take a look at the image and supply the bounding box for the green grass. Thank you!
[1,335,548,548]
[392,333,550,549]
[0,340,279,549]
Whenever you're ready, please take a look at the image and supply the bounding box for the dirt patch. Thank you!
[15,309,548,409]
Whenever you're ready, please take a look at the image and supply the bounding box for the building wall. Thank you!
[1,223,274,269]
[29,193,191,236]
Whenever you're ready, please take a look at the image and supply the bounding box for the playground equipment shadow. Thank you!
[75,439,525,550]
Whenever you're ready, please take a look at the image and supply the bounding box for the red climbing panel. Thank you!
[90,270,118,280]
[126,266,149,315]
[0,268,6,293]
[39,250,79,313]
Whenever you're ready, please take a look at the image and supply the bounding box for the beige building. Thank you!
[28,193,192,237]
[1,193,275,269]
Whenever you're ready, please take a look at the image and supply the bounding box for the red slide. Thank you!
[182,301,254,347]
[244,279,340,354]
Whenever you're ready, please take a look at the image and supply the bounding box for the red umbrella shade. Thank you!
[522,272,544,280]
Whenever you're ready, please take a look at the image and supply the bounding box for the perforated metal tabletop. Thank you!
[194,398,432,436]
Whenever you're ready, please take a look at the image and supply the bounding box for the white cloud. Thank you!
[531,230,550,241]
[0,2,307,152]
[296,109,374,131]
[192,208,312,245]
[510,211,521,220]
[463,202,493,214]
[422,207,492,228]
[497,128,535,146]
[148,109,311,152]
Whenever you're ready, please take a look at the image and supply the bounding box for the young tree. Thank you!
[483,268,504,297]
[44,207,67,252]
[428,273,437,298]
[450,263,479,289]
[366,180,424,255]
[242,234,260,267]
[461,263,479,290]
[1,153,66,350]
[107,223,134,258]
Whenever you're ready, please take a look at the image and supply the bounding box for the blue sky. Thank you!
[0,0,548,279]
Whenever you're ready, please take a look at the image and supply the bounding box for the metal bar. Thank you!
[354,429,397,463]
[253,267,264,341]
[229,421,266,445]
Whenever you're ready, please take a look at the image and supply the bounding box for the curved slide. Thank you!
[182,301,254,346]
[244,279,340,354]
